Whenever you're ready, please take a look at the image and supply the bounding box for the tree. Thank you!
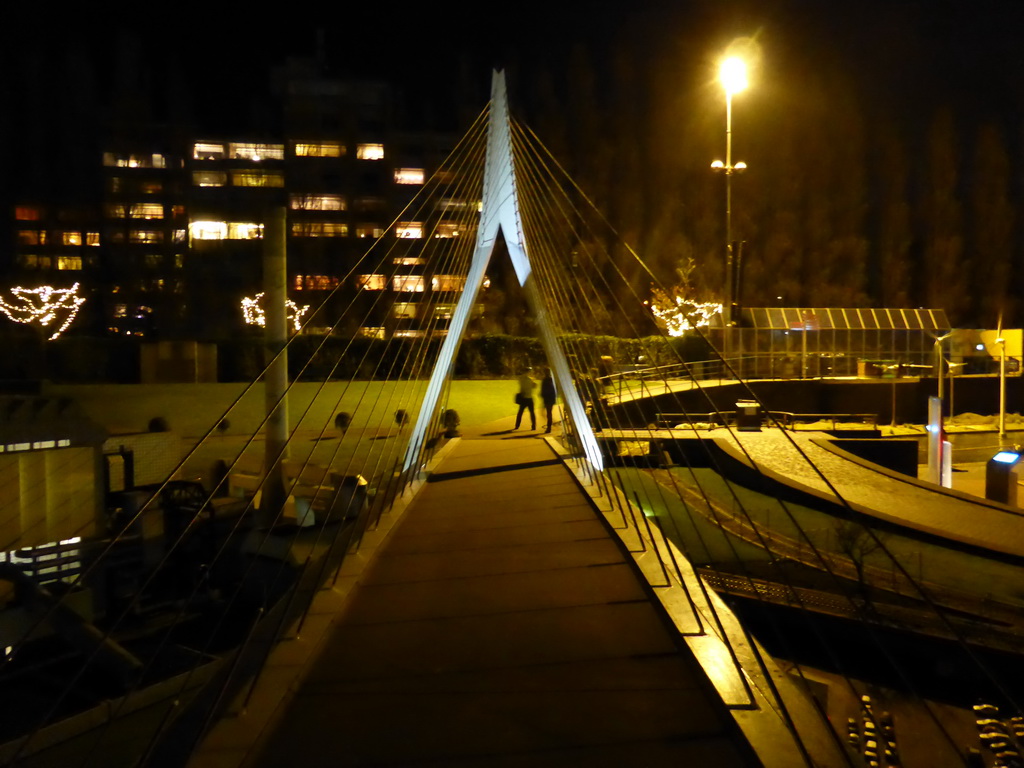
[834,520,885,611]
[873,119,913,307]
[920,109,968,320]
[648,259,722,336]
[969,122,1014,325]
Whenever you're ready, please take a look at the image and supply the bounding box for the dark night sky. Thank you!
[6,0,1024,154]
[6,0,1024,126]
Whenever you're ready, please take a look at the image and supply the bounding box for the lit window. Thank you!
[394,257,425,266]
[357,274,386,290]
[57,256,82,270]
[130,203,164,219]
[294,275,340,291]
[291,221,348,237]
[17,230,45,245]
[438,198,480,212]
[174,254,184,268]
[15,206,42,221]
[102,152,166,168]
[361,326,386,339]
[394,330,425,338]
[193,170,227,187]
[130,230,163,243]
[189,221,227,240]
[393,275,425,293]
[355,224,383,239]
[392,302,418,319]
[228,222,263,239]
[140,180,163,194]
[229,142,284,161]
[193,142,226,160]
[86,232,100,246]
[396,222,423,239]
[188,221,262,240]
[434,222,462,238]
[113,304,127,318]
[105,204,126,218]
[394,168,425,185]
[173,229,187,243]
[290,194,346,211]
[432,275,466,292]
[433,303,456,320]
[18,254,38,268]
[61,231,82,246]
[294,142,343,157]
[356,143,384,160]
[232,171,285,187]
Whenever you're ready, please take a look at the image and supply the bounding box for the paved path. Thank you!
[714,429,1024,558]
[248,436,758,767]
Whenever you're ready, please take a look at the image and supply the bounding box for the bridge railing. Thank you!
[652,411,878,431]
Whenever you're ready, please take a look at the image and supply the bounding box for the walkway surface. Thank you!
[716,429,1024,558]
[245,433,759,767]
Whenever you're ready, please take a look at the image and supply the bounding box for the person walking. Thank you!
[514,368,537,430]
[540,367,557,433]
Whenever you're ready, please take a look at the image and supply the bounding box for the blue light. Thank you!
[992,451,1020,464]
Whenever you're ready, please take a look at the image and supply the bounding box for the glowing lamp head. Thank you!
[711,160,725,170]
[734,161,747,171]
[720,56,748,95]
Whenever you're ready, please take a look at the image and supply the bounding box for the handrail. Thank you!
[653,410,878,431]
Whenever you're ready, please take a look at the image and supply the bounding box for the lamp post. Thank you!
[933,331,953,407]
[712,56,748,352]
[997,335,1007,438]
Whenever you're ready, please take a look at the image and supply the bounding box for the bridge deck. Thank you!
[228,436,757,767]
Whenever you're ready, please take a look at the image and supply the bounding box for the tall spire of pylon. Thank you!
[403,71,603,473]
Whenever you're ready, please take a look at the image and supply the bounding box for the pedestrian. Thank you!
[514,368,537,430]
[540,367,557,433]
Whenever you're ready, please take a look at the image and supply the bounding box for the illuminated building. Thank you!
[8,58,455,342]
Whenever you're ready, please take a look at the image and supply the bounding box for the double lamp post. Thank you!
[712,56,748,349]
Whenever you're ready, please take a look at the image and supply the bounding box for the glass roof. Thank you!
[735,307,950,331]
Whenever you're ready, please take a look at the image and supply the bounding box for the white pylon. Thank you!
[403,70,604,473]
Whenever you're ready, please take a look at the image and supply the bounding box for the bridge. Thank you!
[2,71,1023,768]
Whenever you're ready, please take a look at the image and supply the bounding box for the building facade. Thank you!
[8,59,472,344]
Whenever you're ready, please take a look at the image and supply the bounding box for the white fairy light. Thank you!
[650,296,723,337]
[0,283,86,340]
[241,292,309,332]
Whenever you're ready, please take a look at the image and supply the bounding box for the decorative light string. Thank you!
[0,283,86,340]
[241,292,310,332]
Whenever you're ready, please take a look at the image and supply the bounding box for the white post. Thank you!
[999,339,1007,438]
[927,396,943,486]
[262,207,289,526]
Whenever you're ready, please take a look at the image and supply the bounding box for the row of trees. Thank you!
[498,7,1024,332]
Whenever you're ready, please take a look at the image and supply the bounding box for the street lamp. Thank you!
[933,331,954,406]
[712,56,748,336]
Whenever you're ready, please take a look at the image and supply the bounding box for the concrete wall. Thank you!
[141,341,218,384]
[0,447,98,551]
